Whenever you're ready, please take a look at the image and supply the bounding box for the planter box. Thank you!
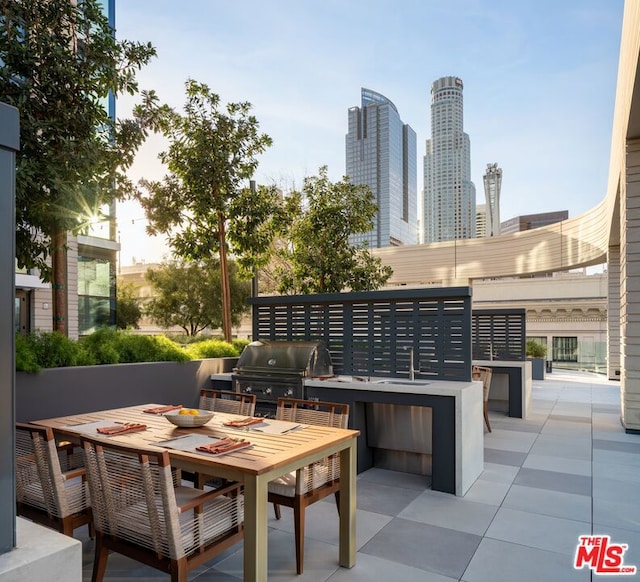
[529,357,545,380]
[16,357,238,423]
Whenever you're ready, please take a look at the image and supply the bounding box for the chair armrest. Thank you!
[177,481,242,513]
[62,467,86,481]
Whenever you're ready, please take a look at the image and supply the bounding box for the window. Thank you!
[553,336,577,362]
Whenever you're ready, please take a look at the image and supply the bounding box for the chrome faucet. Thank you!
[404,346,415,380]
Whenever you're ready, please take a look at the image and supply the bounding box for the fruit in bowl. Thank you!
[179,408,200,416]
[165,409,214,427]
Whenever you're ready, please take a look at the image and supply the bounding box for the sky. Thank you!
[114,0,624,267]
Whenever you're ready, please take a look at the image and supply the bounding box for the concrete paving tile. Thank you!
[477,462,519,484]
[325,553,457,582]
[502,484,591,523]
[522,453,592,476]
[483,448,527,467]
[485,507,589,556]
[514,467,591,496]
[398,489,499,535]
[461,538,589,582]
[360,517,481,580]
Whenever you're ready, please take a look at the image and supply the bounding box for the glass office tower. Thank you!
[346,88,417,248]
[423,76,476,243]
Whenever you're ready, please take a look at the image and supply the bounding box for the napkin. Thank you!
[195,438,250,455]
[96,423,147,436]
[223,417,265,428]
[143,405,183,414]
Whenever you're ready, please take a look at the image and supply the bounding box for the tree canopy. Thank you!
[144,258,251,337]
[273,166,393,294]
[135,80,272,341]
[0,0,156,333]
[115,280,142,330]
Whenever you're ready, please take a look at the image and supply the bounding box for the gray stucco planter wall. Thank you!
[16,358,238,423]
[529,357,545,380]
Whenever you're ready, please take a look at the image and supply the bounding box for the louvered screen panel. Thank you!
[251,288,473,380]
[471,309,526,361]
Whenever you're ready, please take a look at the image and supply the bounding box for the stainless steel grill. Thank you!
[232,340,333,416]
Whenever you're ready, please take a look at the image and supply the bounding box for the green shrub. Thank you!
[15,333,40,373]
[232,338,251,354]
[184,339,238,359]
[80,328,190,364]
[526,339,547,359]
[16,331,96,371]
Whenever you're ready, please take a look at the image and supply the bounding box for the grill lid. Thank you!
[235,340,333,377]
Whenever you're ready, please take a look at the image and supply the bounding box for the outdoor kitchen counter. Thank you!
[304,377,483,496]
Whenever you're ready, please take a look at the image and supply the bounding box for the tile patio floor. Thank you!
[75,369,640,581]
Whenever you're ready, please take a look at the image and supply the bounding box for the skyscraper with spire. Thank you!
[346,88,417,248]
[423,76,476,243]
[483,162,502,237]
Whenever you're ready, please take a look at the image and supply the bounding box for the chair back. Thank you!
[82,437,188,559]
[15,422,86,519]
[81,436,243,561]
[276,398,349,428]
[472,366,493,402]
[200,389,256,416]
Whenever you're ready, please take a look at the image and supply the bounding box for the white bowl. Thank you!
[164,410,214,428]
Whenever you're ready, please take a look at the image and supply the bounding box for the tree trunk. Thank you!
[218,212,232,343]
[51,229,68,335]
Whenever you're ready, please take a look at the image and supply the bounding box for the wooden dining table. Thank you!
[32,403,360,582]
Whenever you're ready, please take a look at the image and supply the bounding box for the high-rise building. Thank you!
[346,88,417,248]
[483,163,502,237]
[476,203,487,238]
[423,76,476,243]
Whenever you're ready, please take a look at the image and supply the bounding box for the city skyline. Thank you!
[114,0,623,266]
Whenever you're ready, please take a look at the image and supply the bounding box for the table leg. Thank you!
[243,474,268,582]
[339,439,357,568]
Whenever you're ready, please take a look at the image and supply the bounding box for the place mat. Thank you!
[154,434,252,457]
[248,419,306,435]
[143,405,183,414]
[223,417,266,429]
[195,439,252,456]
[97,423,147,436]
[63,420,147,436]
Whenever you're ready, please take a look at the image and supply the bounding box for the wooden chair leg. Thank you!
[170,557,188,582]
[293,498,305,575]
[273,502,281,520]
[483,403,492,433]
[91,533,109,582]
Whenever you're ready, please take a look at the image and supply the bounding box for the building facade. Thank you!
[346,88,417,248]
[423,76,476,243]
[482,162,502,237]
[476,203,487,238]
[500,210,568,235]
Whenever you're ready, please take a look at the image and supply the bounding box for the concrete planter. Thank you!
[16,357,238,423]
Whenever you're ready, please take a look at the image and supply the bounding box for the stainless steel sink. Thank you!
[375,380,430,386]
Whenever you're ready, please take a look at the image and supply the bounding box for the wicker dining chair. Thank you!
[268,397,349,575]
[15,422,92,537]
[472,365,493,432]
[199,389,256,417]
[80,436,244,582]
[195,389,257,489]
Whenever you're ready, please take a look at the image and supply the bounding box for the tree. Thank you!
[274,166,393,294]
[135,80,272,342]
[116,280,142,330]
[0,0,156,334]
[144,258,251,337]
